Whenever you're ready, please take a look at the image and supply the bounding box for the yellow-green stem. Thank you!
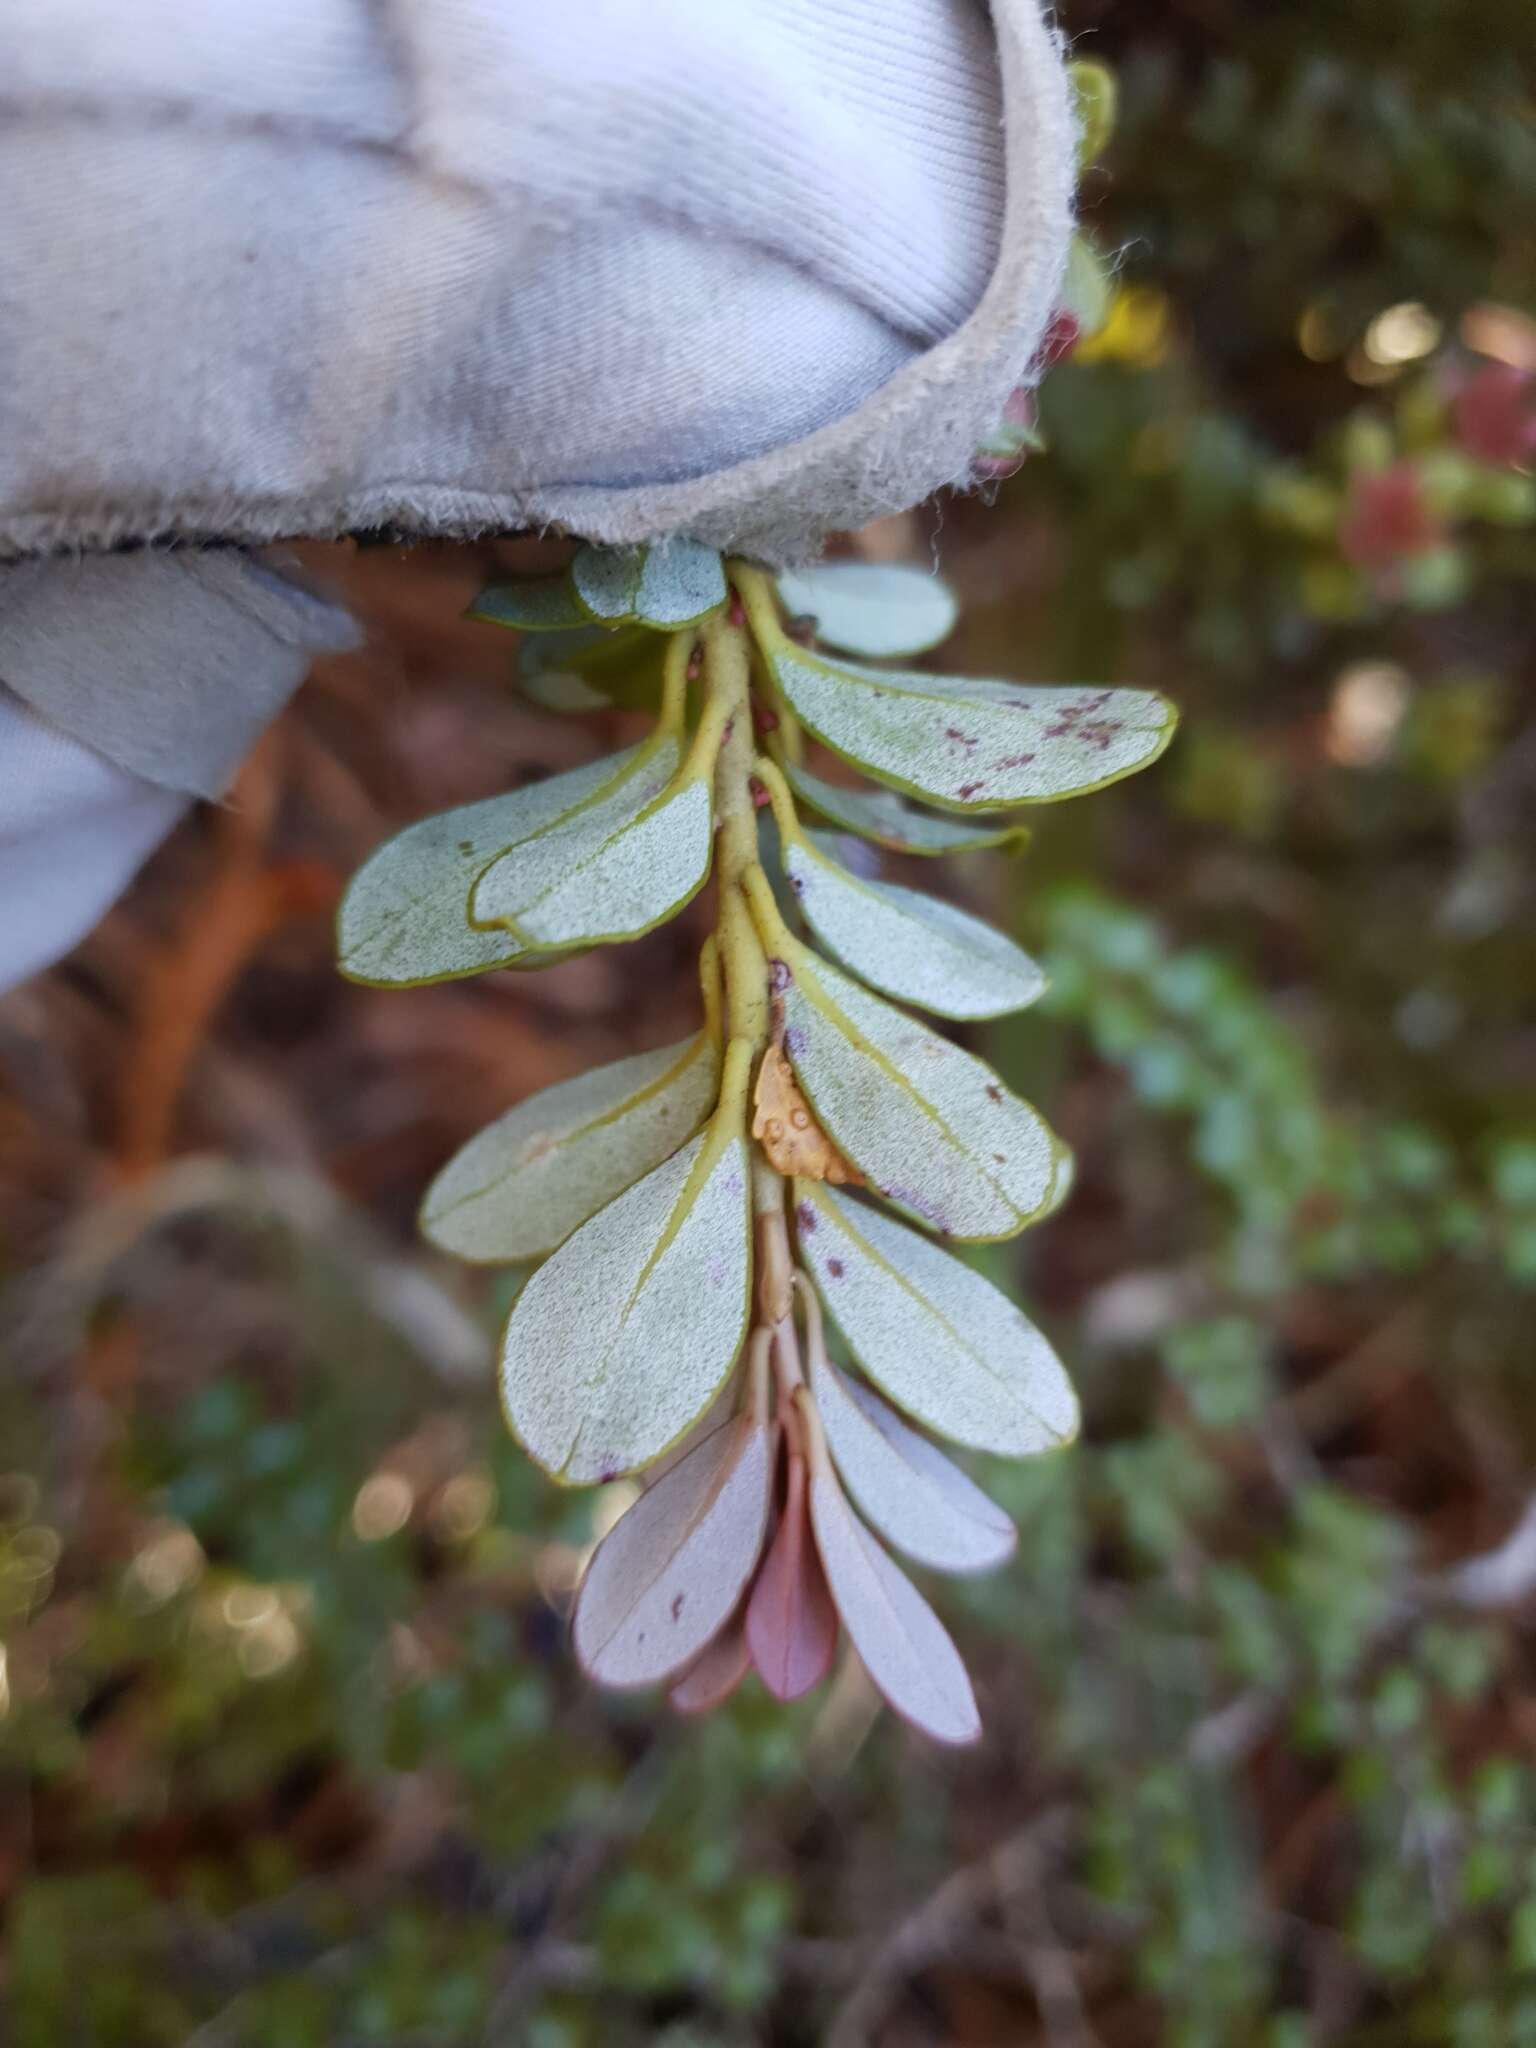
[704,612,770,1055]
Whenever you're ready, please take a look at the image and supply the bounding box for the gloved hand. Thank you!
[0,0,1075,990]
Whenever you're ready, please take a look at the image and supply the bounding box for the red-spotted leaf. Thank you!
[573,1415,771,1689]
[783,761,1030,858]
[765,643,1175,810]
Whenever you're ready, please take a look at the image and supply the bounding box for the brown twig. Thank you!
[111,736,338,1179]
[827,1807,1088,2048]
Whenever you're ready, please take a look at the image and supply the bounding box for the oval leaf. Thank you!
[635,541,729,629]
[572,541,727,630]
[784,762,1029,857]
[784,830,1046,1020]
[796,1183,1078,1457]
[519,623,667,714]
[570,544,643,624]
[810,1351,1016,1574]
[775,562,958,659]
[574,1415,771,1689]
[1062,234,1113,339]
[470,575,591,634]
[337,745,649,987]
[501,1131,752,1482]
[771,940,1067,1240]
[767,644,1175,809]
[808,1467,980,1746]
[470,741,712,951]
[518,667,612,713]
[671,1617,752,1716]
[744,1456,838,1702]
[1069,57,1118,167]
[421,1034,720,1262]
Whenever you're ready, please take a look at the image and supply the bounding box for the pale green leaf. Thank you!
[500,1130,752,1482]
[1068,57,1118,167]
[759,920,1068,1239]
[784,762,1029,857]
[783,829,1046,1020]
[571,540,727,631]
[469,575,591,633]
[796,1183,1079,1455]
[420,1034,721,1262]
[1062,234,1113,339]
[470,738,711,950]
[519,623,667,713]
[808,1465,980,1745]
[573,1414,771,1687]
[635,540,729,628]
[570,545,643,624]
[809,1351,1016,1575]
[518,667,612,712]
[775,562,958,659]
[766,644,1176,809]
[337,745,650,987]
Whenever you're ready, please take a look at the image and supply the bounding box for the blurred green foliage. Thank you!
[2,2,1534,2040]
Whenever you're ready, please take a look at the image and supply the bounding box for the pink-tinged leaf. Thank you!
[573,1417,771,1690]
[670,1618,752,1717]
[808,1469,981,1747]
[810,1354,1016,1577]
[745,1457,838,1702]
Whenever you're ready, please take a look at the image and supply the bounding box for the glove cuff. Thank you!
[536,0,1077,559]
[0,552,359,798]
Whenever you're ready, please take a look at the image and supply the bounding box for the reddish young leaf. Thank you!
[670,1617,752,1717]
[745,1454,839,1702]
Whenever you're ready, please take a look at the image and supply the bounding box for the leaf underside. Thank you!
[784,762,1030,857]
[795,1182,1079,1456]
[769,644,1176,810]
[574,1415,772,1688]
[337,745,650,987]
[500,1133,752,1483]
[775,562,958,660]
[421,1034,720,1262]
[809,1469,981,1746]
[573,540,727,630]
[471,742,712,953]
[785,831,1047,1021]
[778,948,1067,1240]
[810,1351,1016,1575]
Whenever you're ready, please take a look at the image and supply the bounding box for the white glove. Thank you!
[0,553,358,990]
[0,0,1075,989]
